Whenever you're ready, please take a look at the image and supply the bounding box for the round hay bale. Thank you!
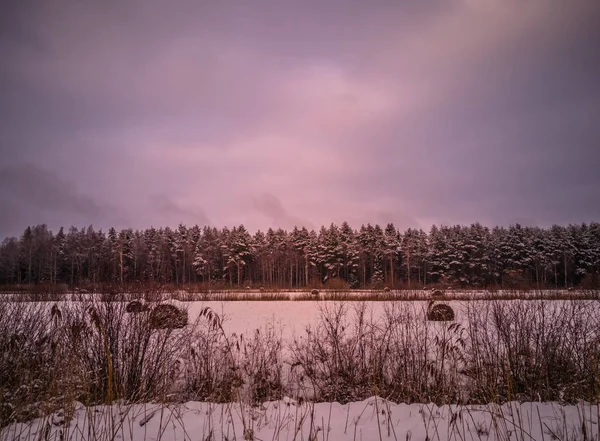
[431,289,444,298]
[427,303,455,321]
[246,286,251,290]
[311,289,319,295]
[126,300,149,314]
[149,304,188,329]
[259,287,265,293]
[383,287,391,292]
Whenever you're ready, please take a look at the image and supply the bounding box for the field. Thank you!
[1,291,600,440]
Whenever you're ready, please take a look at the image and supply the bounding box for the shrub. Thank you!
[324,278,350,290]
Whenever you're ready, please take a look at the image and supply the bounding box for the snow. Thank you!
[181,299,599,341]
[3,399,597,441]
[3,297,599,440]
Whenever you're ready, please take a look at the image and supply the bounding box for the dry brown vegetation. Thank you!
[1,296,599,430]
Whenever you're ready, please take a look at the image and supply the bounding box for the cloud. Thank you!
[150,195,210,227]
[0,163,103,217]
[0,1,598,235]
[252,193,313,230]
[0,163,126,237]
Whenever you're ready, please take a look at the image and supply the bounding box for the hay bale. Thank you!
[259,287,265,293]
[311,289,319,295]
[383,287,391,292]
[126,300,149,314]
[246,286,252,290]
[431,289,444,298]
[149,304,188,329]
[427,303,455,321]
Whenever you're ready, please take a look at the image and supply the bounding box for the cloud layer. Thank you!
[1,0,599,237]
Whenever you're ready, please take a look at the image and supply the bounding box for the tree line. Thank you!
[0,222,598,289]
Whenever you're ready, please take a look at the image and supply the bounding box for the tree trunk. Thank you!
[182,252,185,285]
[305,256,309,287]
[406,252,411,288]
[564,252,568,287]
[390,256,394,288]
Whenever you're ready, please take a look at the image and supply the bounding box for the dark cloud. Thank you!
[252,193,313,230]
[150,195,210,226]
[0,0,599,237]
[0,163,120,237]
[0,163,102,217]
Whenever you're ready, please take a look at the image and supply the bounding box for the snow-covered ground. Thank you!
[3,398,598,441]
[3,297,599,440]
[182,299,599,341]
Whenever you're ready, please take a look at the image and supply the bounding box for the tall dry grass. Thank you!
[1,296,599,436]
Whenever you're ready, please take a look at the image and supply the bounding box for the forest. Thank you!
[0,222,598,289]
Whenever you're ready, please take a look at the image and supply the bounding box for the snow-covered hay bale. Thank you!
[149,304,188,329]
[431,289,444,298]
[383,287,391,292]
[311,289,319,296]
[427,303,455,321]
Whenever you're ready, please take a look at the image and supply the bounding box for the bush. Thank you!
[324,278,350,290]
[1,296,599,427]
[0,298,198,426]
[181,307,283,405]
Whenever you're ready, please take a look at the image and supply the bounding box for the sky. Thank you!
[1,0,599,238]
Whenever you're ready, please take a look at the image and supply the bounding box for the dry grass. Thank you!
[1,296,599,432]
[2,287,599,303]
[1,295,600,441]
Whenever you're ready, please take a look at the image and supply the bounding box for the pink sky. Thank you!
[1,1,599,237]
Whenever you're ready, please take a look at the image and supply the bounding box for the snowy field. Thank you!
[180,299,599,340]
[2,296,599,441]
[5,297,599,344]
[3,398,599,441]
